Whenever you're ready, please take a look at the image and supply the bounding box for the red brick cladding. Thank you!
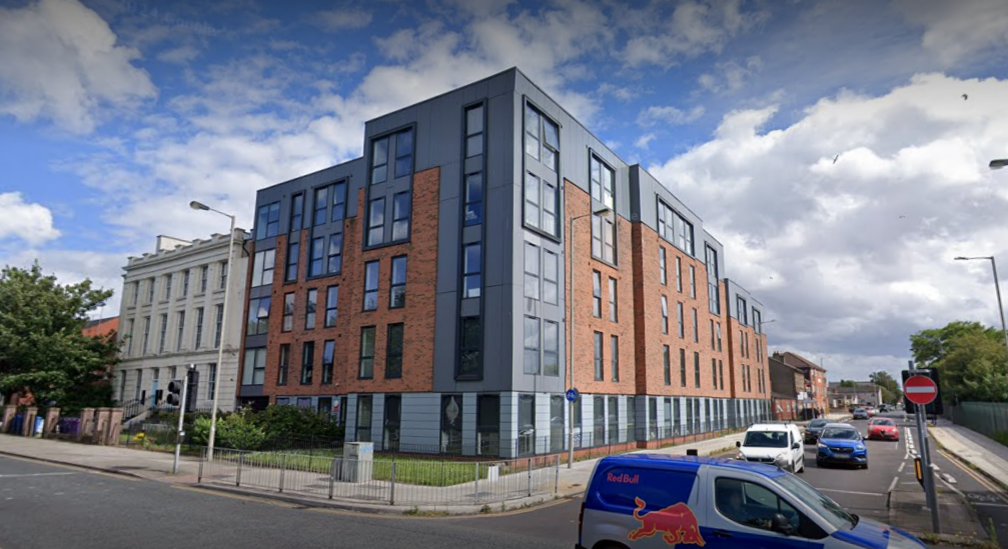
[564,182,635,396]
[252,167,440,401]
[724,282,768,400]
[630,219,730,399]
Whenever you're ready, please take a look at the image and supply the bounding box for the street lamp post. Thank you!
[190,200,236,461]
[954,256,1008,366]
[568,206,613,469]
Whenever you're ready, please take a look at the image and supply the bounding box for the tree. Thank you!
[909,321,1008,403]
[869,371,903,404]
[0,263,119,410]
[840,380,857,388]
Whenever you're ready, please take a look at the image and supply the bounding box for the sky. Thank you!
[2,0,1008,385]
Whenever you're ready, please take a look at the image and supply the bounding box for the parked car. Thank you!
[735,423,805,473]
[852,408,868,420]
[578,454,927,549]
[804,418,829,444]
[866,407,878,418]
[817,423,869,469]
[867,418,899,441]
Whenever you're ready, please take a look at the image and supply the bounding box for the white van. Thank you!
[736,423,805,473]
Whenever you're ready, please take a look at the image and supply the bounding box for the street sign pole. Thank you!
[908,366,941,534]
[172,364,193,475]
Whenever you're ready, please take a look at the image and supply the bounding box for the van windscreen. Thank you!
[743,431,788,448]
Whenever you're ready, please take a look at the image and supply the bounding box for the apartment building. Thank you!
[773,351,830,418]
[116,231,249,412]
[236,68,771,457]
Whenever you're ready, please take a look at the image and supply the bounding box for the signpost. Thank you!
[903,365,941,534]
[905,375,938,406]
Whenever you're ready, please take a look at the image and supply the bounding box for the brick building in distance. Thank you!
[236,68,771,457]
[773,351,829,418]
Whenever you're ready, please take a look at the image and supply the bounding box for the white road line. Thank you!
[887,476,899,494]
[898,462,906,474]
[0,472,76,478]
[818,488,885,497]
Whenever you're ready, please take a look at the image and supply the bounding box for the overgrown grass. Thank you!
[991,432,1008,448]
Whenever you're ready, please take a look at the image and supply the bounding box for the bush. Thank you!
[190,410,266,451]
[252,405,343,440]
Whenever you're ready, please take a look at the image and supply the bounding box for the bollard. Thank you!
[390,461,396,505]
[554,455,560,494]
[527,458,532,497]
[198,447,205,483]
[328,456,337,500]
[236,452,244,487]
[474,461,480,503]
[278,453,286,493]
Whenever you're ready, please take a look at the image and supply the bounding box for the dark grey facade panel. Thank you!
[629,166,705,248]
[432,292,459,391]
[253,160,365,236]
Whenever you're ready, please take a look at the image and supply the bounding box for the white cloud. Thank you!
[698,56,762,94]
[894,0,1008,66]
[157,45,201,65]
[314,7,373,30]
[635,133,656,150]
[2,248,127,319]
[0,193,61,246]
[650,72,1008,367]
[597,82,638,102]
[0,0,157,133]
[637,105,705,127]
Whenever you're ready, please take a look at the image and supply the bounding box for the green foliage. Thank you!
[910,321,1008,403]
[251,405,343,440]
[870,371,903,404]
[839,380,857,388]
[190,409,267,450]
[0,263,119,408]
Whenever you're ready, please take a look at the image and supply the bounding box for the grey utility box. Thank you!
[341,442,374,483]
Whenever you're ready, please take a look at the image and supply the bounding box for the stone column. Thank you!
[79,408,95,441]
[94,408,111,445]
[1,405,15,434]
[22,407,38,437]
[44,408,60,438]
[106,408,123,446]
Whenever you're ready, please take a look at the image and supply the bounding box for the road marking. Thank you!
[898,462,906,474]
[818,489,885,497]
[937,449,1008,506]
[0,472,77,478]
[887,476,899,494]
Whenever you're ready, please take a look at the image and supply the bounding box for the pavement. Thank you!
[930,418,1008,490]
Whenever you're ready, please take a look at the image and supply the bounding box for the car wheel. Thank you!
[862,462,868,470]
[816,459,824,468]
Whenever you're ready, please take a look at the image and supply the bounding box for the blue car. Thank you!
[817,424,868,469]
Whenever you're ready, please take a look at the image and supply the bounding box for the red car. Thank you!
[868,417,899,441]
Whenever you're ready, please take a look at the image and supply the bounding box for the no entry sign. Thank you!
[904,375,938,405]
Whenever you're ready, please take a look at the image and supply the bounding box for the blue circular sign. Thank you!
[565,388,580,402]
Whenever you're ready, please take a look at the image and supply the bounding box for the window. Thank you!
[544,320,559,376]
[299,341,314,385]
[689,265,696,298]
[305,288,317,330]
[200,266,208,293]
[706,245,720,314]
[327,233,343,274]
[314,186,329,226]
[207,363,216,399]
[367,197,385,246]
[710,319,716,350]
[309,237,324,277]
[477,394,500,456]
[371,136,389,184]
[675,256,682,292]
[551,395,564,452]
[753,309,762,334]
[661,295,669,334]
[331,181,347,223]
[680,348,687,387]
[692,308,698,343]
[175,312,185,351]
[392,191,410,241]
[742,365,748,392]
[463,243,481,298]
[359,327,375,379]
[657,200,694,255]
[740,329,745,359]
[147,277,155,303]
[290,193,304,232]
[256,202,280,239]
[394,128,413,178]
[282,293,294,332]
[590,154,615,209]
[524,243,540,300]
[717,323,723,351]
[659,247,667,285]
[464,172,483,226]
[285,238,299,282]
[442,394,464,455]
[182,270,190,297]
[524,317,540,374]
[663,345,671,385]
[694,351,701,388]
[518,394,536,456]
[246,297,270,336]
[543,251,558,304]
[123,319,134,356]
[737,296,748,325]
[214,305,223,348]
[325,286,339,327]
[356,395,373,443]
[466,104,484,158]
[712,358,718,388]
[611,335,619,382]
[164,274,172,300]
[219,261,228,290]
[592,271,602,317]
[242,348,266,385]
[251,249,275,287]
[524,172,540,230]
[386,324,403,379]
[745,331,750,359]
[719,360,724,390]
[158,313,168,353]
[593,396,605,445]
[459,317,482,378]
[607,396,619,444]
[363,261,379,311]
[609,278,618,322]
[383,395,401,452]
[677,302,685,339]
[322,340,335,384]
[523,172,559,237]
[715,478,801,534]
[277,344,289,385]
[591,213,616,264]
[594,331,603,381]
[525,104,558,171]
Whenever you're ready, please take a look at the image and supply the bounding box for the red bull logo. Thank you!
[628,497,706,546]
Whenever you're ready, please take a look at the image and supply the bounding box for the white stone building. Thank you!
[115,230,249,411]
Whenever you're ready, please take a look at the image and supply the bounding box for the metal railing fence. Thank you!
[946,402,1008,441]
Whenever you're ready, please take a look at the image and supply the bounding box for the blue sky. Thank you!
[3,0,1008,381]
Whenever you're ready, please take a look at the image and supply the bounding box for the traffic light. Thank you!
[166,379,184,407]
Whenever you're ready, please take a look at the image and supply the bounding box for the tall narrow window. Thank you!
[301,341,314,385]
[359,327,375,379]
[524,317,540,374]
[544,320,559,376]
[675,256,682,292]
[309,237,324,277]
[390,256,406,308]
[386,324,404,379]
[282,293,294,332]
[322,340,335,384]
[663,345,671,385]
[242,348,266,385]
[524,243,540,300]
[592,271,602,317]
[692,308,699,343]
[131,281,139,305]
[305,289,317,330]
[659,247,667,285]
[542,179,557,235]
[689,265,696,298]
[219,261,228,290]
[680,348,687,387]
[331,181,347,223]
[256,202,280,239]
[175,311,185,351]
[694,351,701,388]
[277,344,289,386]
[285,238,299,282]
[392,191,410,241]
[463,243,481,298]
[459,317,481,378]
[608,277,618,322]
[524,172,540,229]
[737,296,748,325]
[164,274,172,300]
[314,185,329,226]
[147,277,155,303]
[543,251,558,304]
[593,331,603,381]
[158,313,168,353]
[356,261,378,312]
[124,319,134,355]
[290,193,304,233]
[371,136,389,184]
[213,305,223,348]
[182,270,190,297]
[706,245,720,314]
[657,200,694,255]
[367,197,385,246]
[466,104,484,158]
[716,323,723,351]
[252,250,275,287]
[325,286,339,327]
[719,360,724,390]
[394,128,413,178]
[590,155,616,263]
[464,172,483,226]
[712,358,718,388]
[661,295,669,334]
[525,105,558,171]
[610,335,619,382]
[200,266,208,293]
[327,232,343,274]
[356,395,373,443]
[194,309,204,349]
[677,302,685,338]
[753,309,762,334]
